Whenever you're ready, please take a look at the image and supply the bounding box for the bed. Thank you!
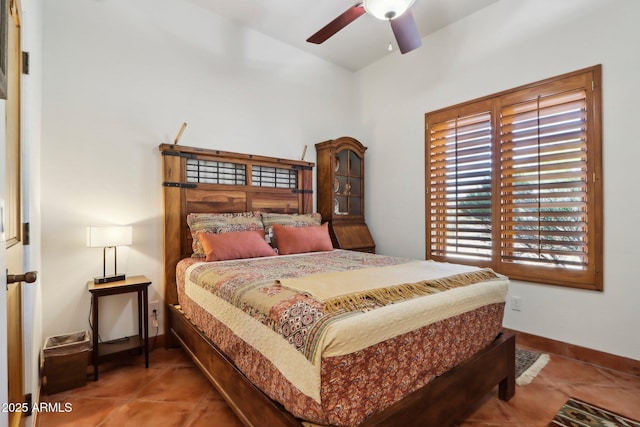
[160,143,515,427]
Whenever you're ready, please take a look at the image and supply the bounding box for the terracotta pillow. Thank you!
[197,230,276,262]
[187,212,264,257]
[272,223,333,255]
[260,212,322,248]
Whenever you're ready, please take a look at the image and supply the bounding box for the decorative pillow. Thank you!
[260,212,322,248]
[272,223,333,255]
[197,230,276,262]
[187,212,264,257]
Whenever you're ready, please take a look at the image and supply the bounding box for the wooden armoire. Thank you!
[315,137,375,253]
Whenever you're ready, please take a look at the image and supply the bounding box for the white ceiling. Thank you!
[185,0,499,71]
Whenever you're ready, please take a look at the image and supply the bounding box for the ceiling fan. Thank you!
[307,0,422,54]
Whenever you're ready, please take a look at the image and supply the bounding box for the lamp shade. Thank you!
[364,0,415,20]
[86,226,132,248]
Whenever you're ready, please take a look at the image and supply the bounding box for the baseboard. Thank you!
[91,333,169,355]
[149,332,167,350]
[40,334,170,399]
[85,334,168,375]
[31,384,42,426]
[505,328,640,378]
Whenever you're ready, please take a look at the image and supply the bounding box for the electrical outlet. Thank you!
[149,301,159,317]
[149,301,160,329]
[511,296,522,311]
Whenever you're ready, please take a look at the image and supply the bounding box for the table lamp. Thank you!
[86,226,133,284]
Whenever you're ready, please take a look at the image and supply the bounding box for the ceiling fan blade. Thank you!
[307,3,366,44]
[390,9,422,54]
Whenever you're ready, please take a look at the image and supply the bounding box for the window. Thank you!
[425,66,602,290]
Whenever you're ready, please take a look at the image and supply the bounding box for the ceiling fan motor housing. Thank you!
[363,0,416,20]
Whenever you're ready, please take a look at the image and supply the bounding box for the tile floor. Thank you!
[37,344,640,427]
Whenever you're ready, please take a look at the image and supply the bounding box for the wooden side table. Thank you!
[87,275,151,380]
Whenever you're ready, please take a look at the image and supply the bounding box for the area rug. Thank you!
[515,348,550,385]
[549,397,640,427]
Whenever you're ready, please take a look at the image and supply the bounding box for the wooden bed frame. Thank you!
[160,143,515,427]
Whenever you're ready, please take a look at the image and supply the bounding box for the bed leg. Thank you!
[498,332,516,400]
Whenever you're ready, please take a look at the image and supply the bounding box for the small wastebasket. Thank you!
[43,331,91,394]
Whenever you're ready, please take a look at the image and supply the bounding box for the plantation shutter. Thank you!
[500,90,588,265]
[425,66,602,290]
[496,71,599,286]
[426,101,493,262]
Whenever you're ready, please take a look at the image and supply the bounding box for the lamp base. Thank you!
[94,274,126,284]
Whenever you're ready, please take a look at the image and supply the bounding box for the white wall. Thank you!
[41,0,356,340]
[356,0,640,360]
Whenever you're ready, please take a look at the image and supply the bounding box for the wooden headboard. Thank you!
[160,143,314,307]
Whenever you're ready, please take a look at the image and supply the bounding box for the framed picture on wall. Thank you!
[0,0,7,100]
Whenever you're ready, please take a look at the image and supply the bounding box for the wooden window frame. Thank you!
[425,65,603,291]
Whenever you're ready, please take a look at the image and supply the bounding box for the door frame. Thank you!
[4,0,27,425]
[0,112,10,427]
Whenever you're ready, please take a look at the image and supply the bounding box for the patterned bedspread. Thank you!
[187,250,409,361]
[176,250,508,426]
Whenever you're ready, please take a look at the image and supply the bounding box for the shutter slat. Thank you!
[501,108,585,135]
[502,170,587,185]
[501,131,586,149]
[501,125,586,145]
[501,100,586,126]
[500,90,586,117]
[501,141,587,163]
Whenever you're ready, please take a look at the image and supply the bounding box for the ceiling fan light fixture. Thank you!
[363,0,415,20]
